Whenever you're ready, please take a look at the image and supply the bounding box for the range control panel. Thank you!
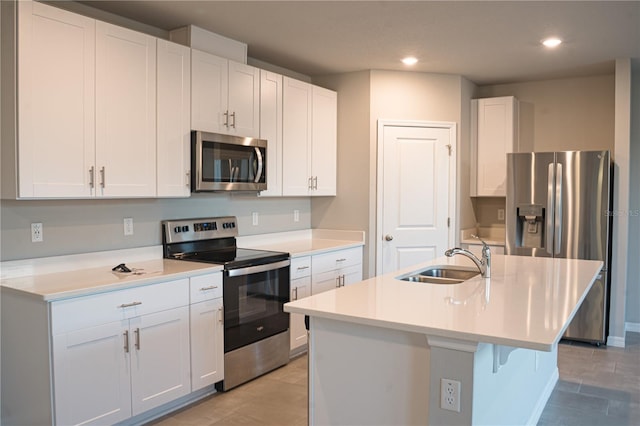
[162,216,238,244]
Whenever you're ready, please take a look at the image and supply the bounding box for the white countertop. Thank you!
[285,254,603,351]
[1,259,221,302]
[238,229,365,257]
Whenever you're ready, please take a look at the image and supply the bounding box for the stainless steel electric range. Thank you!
[162,216,291,391]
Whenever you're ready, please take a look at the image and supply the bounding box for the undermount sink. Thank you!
[397,265,480,285]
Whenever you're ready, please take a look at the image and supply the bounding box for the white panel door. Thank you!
[190,298,224,391]
[157,39,191,197]
[228,61,260,138]
[130,306,191,415]
[380,125,454,274]
[95,22,156,197]
[259,70,283,197]
[191,50,228,133]
[17,1,95,198]
[282,77,312,195]
[52,321,131,426]
[311,85,337,196]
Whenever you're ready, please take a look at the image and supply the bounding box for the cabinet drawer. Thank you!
[51,278,189,335]
[190,273,223,303]
[291,256,311,279]
[312,247,362,274]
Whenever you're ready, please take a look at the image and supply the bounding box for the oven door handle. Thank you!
[227,259,290,277]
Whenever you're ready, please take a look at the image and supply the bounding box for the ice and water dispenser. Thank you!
[514,204,545,249]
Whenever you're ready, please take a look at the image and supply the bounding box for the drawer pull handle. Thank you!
[134,328,141,350]
[293,287,298,301]
[296,266,309,270]
[199,285,219,291]
[118,301,142,308]
[123,330,130,353]
[336,258,347,262]
[218,308,223,324]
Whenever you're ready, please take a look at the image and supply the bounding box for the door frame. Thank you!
[375,120,458,276]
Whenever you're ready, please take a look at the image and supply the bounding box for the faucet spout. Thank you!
[444,243,491,278]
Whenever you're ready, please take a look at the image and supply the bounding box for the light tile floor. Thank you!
[150,332,639,425]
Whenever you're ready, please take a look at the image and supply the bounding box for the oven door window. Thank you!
[202,141,266,185]
[224,266,289,352]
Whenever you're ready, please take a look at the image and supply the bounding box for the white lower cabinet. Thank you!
[51,278,191,426]
[189,273,224,391]
[311,247,363,295]
[289,256,312,352]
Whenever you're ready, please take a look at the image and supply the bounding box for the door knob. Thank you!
[385,234,394,241]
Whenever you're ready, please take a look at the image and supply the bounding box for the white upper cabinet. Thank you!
[259,70,284,197]
[282,77,337,196]
[95,22,157,197]
[191,50,260,137]
[17,1,96,198]
[157,39,191,197]
[17,2,160,199]
[471,96,521,197]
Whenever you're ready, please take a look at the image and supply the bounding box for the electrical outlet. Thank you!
[294,209,300,222]
[252,212,259,226]
[31,223,43,242]
[440,378,461,412]
[498,208,505,221]
[123,218,134,236]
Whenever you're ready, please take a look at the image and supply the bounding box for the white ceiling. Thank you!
[76,0,640,85]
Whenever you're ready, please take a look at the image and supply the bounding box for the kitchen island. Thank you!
[285,254,603,426]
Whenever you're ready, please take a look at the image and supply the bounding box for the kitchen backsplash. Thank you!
[0,195,311,261]
[472,197,506,228]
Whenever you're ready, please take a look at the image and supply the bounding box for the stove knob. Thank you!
[182,226,189,232]
[174,226,181,233]
[222,223,228,229]
[231,222,236,228]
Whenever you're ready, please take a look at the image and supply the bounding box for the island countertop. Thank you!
[285,254,603,351]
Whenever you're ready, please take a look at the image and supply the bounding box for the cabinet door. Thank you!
[157,39,191,197]
[95,22,157,197]
[191,50,228,133]
[282,77,312,196]
[311,269,341,295]
[130,306,191,415]
[290,276,311,351]
[311,86,337,196]
[17,1,96,198]
[52,321,131,426]
[190,298,224,391]
[475,97,517,196]
[341,264,363,286]
[228,61,260,138]
[259,70,283,197]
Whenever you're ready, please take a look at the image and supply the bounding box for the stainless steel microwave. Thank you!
[191,131,267,192]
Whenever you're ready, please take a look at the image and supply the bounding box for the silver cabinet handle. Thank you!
[223,110,229,127]
[123,330,130,353]
[335,277,340,288]
[296,266,310,271]
[230,111,236,128]
[217,307,223,324]
[89,166,95,189]
[546,163,554,255]
[199,285,219,291]
[313,176,318,190]
[100,166,106,188]
[308,177,313,190]
[341,275,345,287]
[336,258,347,262]
[134,328,140,350]
[185,171,190,187]
[385,235,394,241]
[293,287,298,301]
[118,301,142,308]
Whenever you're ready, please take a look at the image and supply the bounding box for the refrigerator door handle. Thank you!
[546,163,555,255]
[555,163,563,255]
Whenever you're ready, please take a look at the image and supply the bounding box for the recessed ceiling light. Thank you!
[542,37,562,48]
[402,56,418,66]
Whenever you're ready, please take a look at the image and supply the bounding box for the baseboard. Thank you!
[607,335,626,348]
[626,322,640,333]
[526,367,559,426]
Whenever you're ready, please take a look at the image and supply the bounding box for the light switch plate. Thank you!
[124,218,134,236]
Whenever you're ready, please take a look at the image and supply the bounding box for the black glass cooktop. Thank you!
[175,247,289,269]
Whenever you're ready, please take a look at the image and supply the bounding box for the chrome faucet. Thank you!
[444,235,491,278]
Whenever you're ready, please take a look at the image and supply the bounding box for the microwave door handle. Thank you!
[254,147,263,183]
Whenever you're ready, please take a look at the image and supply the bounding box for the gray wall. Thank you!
[0,196,311,261]
[626,60,640,325]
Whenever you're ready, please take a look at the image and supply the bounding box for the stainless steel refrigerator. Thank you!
[506,150,612,344]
